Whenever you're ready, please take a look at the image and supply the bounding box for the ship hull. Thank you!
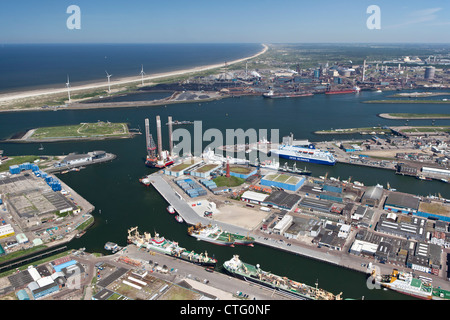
[135,242,217,267]
[380,283,432,300]
[191,235,235,247]
[325,90,356,95]
[275,152,335,166]
[223,267,312,300]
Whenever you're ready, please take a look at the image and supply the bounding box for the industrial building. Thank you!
[272,215,293,235]
[351,229,412,265]
[361,185,384,207]
[424,66,436,80]
[376,213,428,241]
[298,197,334,213]
[260,173,305,192]
[226,166,257,180]
[312,222,348,251]
[263,190,301,211]
[384,192,420,214]
[406,242,442,275]
[417,201,450,223]
[163,159,203,177]
[240,190,269,205]
[189,163,221,178]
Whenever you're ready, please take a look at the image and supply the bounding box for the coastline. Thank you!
[0,44,268,105]
[378,113,450,120]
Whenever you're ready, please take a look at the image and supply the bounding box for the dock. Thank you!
[149,171,352,269]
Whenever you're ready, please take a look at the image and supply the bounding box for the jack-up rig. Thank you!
[144,116,174,168]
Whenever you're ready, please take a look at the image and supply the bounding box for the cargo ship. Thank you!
[187,223,254,247]
[270,144,336,166]
[251,159,312,175]
[223,255,342,300]
[325,86,360,95]
[127,227,217,267]
[371,267,450,300]
[263,90,313,99]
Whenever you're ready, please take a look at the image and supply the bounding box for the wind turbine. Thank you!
[105,70,112,92]
[139,64,146,85]
[66,75,71,103]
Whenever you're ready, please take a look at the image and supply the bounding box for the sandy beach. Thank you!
[0,44,268,105]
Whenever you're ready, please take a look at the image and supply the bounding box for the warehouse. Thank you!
[361,185,384,207]
[273,215,293,235]
[384,192,420,214]
[376,214,427,241]
[350,239,379,257]
[422,166,450,177]
[241,190,269,205]
[260,173,305,192]
[61,153,92,166]
[298,197,334,213]
[263,190,301,211]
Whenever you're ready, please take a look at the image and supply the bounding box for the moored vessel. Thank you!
[167,205,175,214]
[139,176,151,186]
[127,227,217,267]
[372,268,433,299]
[270,144,336,166]
[263,90,313,99]
[223,255,342,300]
[187,223,255,247]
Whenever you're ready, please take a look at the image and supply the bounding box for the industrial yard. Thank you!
[0,159,95,267]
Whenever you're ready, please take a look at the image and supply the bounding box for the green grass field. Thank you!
[229,166,253,174]
[29,122,129,140]
[387,113,450,119]
[213,175,245,187]
[0,155,50,172]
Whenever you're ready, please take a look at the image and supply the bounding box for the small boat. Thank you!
[38,144,44,151]
[167,206,175,214]
[139,176,151,186]
[175,215,184,223]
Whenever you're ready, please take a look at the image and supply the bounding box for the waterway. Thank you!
[1,89,449,300]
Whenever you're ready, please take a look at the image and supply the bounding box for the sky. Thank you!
[0,0,449,44]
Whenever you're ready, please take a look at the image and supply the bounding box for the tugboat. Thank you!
[175,215,184,223]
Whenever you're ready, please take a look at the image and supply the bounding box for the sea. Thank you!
[0,43,449,300]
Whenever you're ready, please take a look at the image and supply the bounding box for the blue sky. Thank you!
[0,0,449,43]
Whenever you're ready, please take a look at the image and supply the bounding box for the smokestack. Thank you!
[156,115,163,160]
[168,116,173,156]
